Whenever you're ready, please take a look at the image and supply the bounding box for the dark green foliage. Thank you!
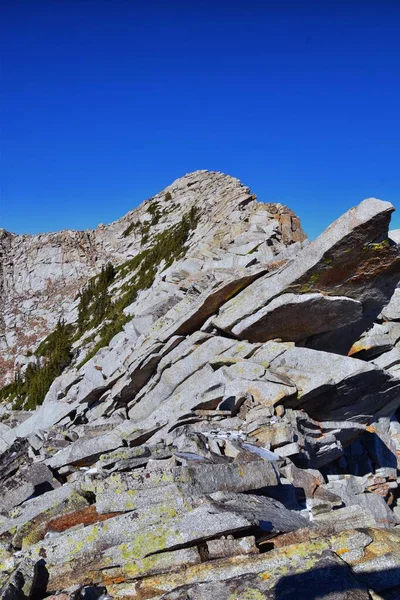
[138,201,162,244]
[78,206,200,367]
[118,205,200,286]
[0,320,74,410]
[140,222,150,245]
[123,201,166,245]
[1,208,201,398]
[164,191,172,201]
[77,262,116,334]
[122,221,138,238]
[147,201,161,223]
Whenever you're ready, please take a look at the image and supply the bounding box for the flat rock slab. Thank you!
[123,539,371,600]
[95,460,279,513]
[0,484,89,548]
[380,288,400,321]
[2,463,59,514]
[161,551,370,600]
[269,346,400,422]
[213,197,397,346]
[46,432,124,469]
[12,399,81,438]
[226,292,363,343]
[0,424,16,454]
[210,492,311,533]
[29,500,255,589]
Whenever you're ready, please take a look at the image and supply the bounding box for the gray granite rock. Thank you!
[269,346,400,422]
[2,463,60,514]
[46,431,124,469]
[1,181,400,597]
[380,287,400,321]
[95,460,279,514]
[213,197,396,344]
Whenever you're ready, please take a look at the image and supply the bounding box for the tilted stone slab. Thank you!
[227,292,363,343]
[2,463,60,514]
[269,346,400,422]
[46,432,124,469]
[380,287,400,321]
[0,483,88,548]
[13,399,82,438]
[213,198,398,346]
[128,335,235,422]
[95,460,279,514]
[108,531,373,600]
[349,321,400,359]
[160,552,370,600]
[26,499,255,582]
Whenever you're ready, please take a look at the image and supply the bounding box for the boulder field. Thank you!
[0,171,400,599]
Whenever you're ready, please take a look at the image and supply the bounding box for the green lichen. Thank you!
[228,591,266,600]
[364,239,390,251]
[85,525,100,543]
[74,540,84,553]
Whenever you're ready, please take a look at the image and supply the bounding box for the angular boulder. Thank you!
[213,198,399,353]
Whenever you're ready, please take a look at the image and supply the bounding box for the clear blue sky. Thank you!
[1,0,399,238]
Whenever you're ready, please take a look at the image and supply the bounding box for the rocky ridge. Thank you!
[0,171,304,386]
[1,171,400,599]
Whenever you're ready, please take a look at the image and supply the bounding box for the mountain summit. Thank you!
[0,170,305,386]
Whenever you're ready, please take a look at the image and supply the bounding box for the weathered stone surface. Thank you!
[0,484,89,548]
[13,399,81,438]
[0,423,15,453]
[349,321,400,359]
[29,501,258,590]
[269,346,400,422]
[226,292,363,343]
[46,432,124,469]
[131,537,372,600]
[95,460,279,513]
[380,287,400,321]
[213,197,399,350]
[2,463,59,514]
[1,179,400,597]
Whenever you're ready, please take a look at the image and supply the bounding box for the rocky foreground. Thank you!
[0,171,400,599]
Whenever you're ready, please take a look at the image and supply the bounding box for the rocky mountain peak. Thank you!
[0,171,305,386]
[1,175,399,599]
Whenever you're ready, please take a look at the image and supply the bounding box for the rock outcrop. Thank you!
[0,171,305,386]
[1,171,400,600]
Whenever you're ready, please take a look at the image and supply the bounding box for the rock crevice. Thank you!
[1,172,400,599]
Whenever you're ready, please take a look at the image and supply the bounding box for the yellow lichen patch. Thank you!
[363,541,394,559]
[336,547,349,555]
[364,240,390,251]
[228,590,267,600]
[22,528,45,549]
[278,538,329,560]
[86,525,101,544]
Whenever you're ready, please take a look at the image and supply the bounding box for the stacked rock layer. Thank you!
[0,171,400,599]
